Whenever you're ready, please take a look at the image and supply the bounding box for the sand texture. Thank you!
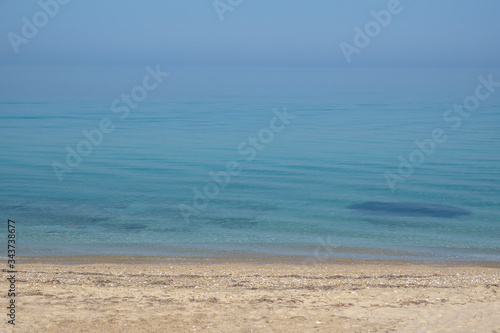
[1,258,499,332]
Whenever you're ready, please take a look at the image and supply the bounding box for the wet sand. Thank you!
[1,257,499,332]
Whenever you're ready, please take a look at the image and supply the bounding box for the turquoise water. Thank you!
[1,67,499,261]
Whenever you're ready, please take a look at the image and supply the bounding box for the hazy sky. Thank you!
[1,0,499,67]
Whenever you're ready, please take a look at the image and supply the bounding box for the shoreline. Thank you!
[12,255,500,268]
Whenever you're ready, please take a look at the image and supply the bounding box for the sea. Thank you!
[1,66,499,262]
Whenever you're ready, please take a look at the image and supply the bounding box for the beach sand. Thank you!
[1,257,499,332]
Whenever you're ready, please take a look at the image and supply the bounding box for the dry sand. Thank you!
[1,257,499,333]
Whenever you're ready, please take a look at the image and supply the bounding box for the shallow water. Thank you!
[347,202,472,218]
[1,67,499,261]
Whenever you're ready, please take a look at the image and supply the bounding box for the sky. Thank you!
[0,0,499,67]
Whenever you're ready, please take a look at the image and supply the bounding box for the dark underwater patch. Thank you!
[347,201,471,218]
[99,222,148,231]
[208,217,258,229]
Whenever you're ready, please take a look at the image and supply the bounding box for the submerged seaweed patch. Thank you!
[207,217,258,229]
[348,201,471,218]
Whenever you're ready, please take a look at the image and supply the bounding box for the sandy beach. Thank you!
[1,257,499,333]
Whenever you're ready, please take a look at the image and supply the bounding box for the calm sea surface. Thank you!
[1,67,499,261]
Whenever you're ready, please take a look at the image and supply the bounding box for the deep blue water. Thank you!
[1,67,499,261]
